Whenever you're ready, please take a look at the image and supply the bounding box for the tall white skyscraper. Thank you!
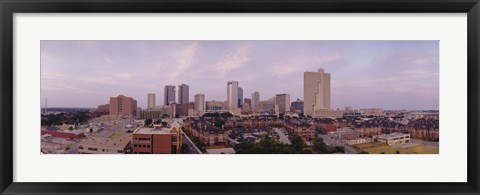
[147,93,156,109]
[194,94,205,115]
[275,94,291,114]
[178,84,189,104]
[238,87,243,108]
[304,68,331,116]
[251,91,260,111]
[164,85,176,105]
[227,81,239,110]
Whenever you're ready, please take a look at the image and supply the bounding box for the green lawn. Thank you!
[108,130,128,138]
[354,142,439,154]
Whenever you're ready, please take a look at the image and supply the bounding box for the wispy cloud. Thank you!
[210,43,250,78]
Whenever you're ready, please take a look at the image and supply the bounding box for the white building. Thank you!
[377,133,411,146]
[275,93,291,114]
[227,81,239,110]
[194,94,205,116]
[251,91,260,111]
[147,93,156,109]
[344,138,366,145]
[304,68,331,116]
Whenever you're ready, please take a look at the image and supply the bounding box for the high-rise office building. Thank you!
[178,84,189,104]
[251,91,260,111]
[194,94,205,115]
[304,68,331,116]
[147,93,156,109]
[291,98,304,114]
[109,95,137,116]
[227,81,239,110]
[238,87,243,108]
[164,85,176,105]
[275,94,291,114]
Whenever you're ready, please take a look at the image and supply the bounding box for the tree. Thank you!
[334,146,345,153]
[313,138,328,153]
[161,122,168,127]
[213,118,225,128]
[220,112,233,118]
[291,135,306,151]
[144,119,152,127]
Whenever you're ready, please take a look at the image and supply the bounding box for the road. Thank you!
[273,128,291,145]
[181,131,202,154]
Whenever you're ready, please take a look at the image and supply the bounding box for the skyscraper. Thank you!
[194,94,205,115]
[227,81,239,110]
[178,84,189,104]
[304,68,331,116]
[164,85,176,105]
[238,87,243,108]
[251,91,260,111]
[275,94,291,114]
[147,93,156,109]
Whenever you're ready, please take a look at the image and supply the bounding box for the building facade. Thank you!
[131,125,182,154]
[178,84,189,104]
[109,95,137,116]
[164,85,176,105]
[194,94,206,115]
[206,100,226,111]
[175,103,195,117]
[377,133,410,146]
[238,87,243,108]
[147,93,156,109]
[227,81,239,110]
[304,68,331,116]
[257,100,279,115]
[291,98,304,114]
[251,91,260,112]
[78,137,131,154]
[97,104,110,113]
[275,94,291,114]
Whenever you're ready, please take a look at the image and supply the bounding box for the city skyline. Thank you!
[41,40,439,110]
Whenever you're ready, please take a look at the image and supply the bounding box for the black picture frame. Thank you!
[1,0,479,194]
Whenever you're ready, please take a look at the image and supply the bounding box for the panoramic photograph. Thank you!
[40,40,439,154]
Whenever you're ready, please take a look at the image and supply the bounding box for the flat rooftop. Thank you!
[378,133,410,139]
[134,127,172,135]
[206,148,236,154]
[79,137,130,149]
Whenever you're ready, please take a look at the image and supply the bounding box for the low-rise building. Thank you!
[344,138,366,145]
[377,133,410,146]
[132,125,182,154]
[78,137,131,154]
